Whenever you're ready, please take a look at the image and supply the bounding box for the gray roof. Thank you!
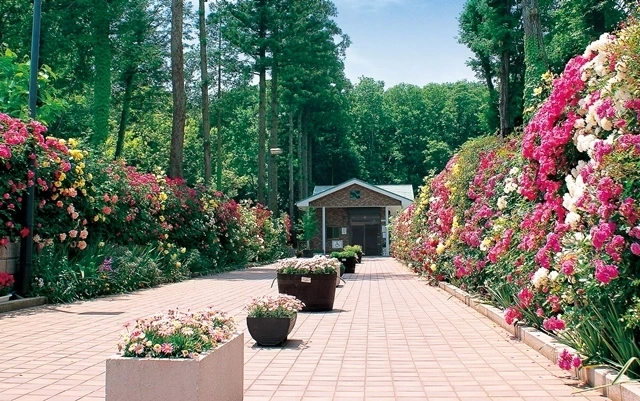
[312,183,414,201]
[376,185,415,201]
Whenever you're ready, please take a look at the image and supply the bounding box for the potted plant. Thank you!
[330,250,357,274]
[0,272,14,302]
[275,256,340,311]
[344,245,363,263]
[106,308,243,401]
[245,294,305,346]
[297,207,318,258]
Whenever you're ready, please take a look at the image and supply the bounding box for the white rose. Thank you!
[532,267,549,289]
[497,196,507,211]
[600,118,613,131]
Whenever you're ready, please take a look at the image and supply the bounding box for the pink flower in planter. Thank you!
[558,349,573,371]
[543,316,566,331]
[518,287,534,307]
[160,343,173,354]
[504,307,522,325]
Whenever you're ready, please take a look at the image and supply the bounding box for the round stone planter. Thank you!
[277,273,337,312]
[247,315,297,346]
[105,333,244,401]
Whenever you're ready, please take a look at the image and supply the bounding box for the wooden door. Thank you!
[364,224,381,256]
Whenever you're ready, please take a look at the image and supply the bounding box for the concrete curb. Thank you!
[438,281,640,401]
[0,296,46,314]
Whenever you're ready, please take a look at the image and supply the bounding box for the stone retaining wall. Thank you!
[0,242,19,274]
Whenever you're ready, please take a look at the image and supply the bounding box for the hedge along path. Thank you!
[0,258,608,401]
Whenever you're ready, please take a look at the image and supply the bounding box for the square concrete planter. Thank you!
[105,332,244,401]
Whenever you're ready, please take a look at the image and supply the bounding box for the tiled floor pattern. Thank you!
[0,257,607,400]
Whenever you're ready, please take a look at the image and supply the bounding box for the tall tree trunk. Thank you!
[92,0,111,146]
[114,69,135,159]
[216,14,223,191]
[199,0,212,185]
[480,55,500,131]
[256,0,267,205]
[268,62,279,212]
[288,113,294,218]
[499,48,511,137]
[297,110,303,203]
[306,119,312,198]
[300,111,308,198]
[522,0,548,122]
[169,0,186,179]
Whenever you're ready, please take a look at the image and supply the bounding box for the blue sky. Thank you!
[332,0,478,87]
[187,0,477,88]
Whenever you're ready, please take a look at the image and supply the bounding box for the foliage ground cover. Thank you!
[391,21,640,376]
[0,113,290,302]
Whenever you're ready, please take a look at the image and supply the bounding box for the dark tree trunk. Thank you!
[522,0,548,121]
[499,48,511,137]
[257,0,267,205]
[297,110,303,204]
[114,69,135,159]
[216,15,223,191]
[199,0,212,185]
[169,0,186,179]
[300,111,308,198]
[92,0,111,146]
[268,62,279,212]
[288,113,294,218]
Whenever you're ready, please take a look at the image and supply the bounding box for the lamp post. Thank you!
[268,147,282,212]
[15,0,42,297]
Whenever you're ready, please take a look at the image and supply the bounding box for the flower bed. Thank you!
[0,113,291,303]
[391,21,640,376]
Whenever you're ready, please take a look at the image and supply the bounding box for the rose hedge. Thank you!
[0,113,290,301]
[391,22,640,374]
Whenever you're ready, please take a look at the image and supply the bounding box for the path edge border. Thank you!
[0,296,46,314]
[438,281,640,401]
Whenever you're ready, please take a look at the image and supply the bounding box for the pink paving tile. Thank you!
[0,257,611,401]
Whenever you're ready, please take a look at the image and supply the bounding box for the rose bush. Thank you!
[391,21,640,374]
[0,112,291,303]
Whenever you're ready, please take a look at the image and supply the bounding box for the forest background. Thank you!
[0,0,636,216]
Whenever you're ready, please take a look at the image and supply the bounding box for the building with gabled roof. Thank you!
[296,178,414,256]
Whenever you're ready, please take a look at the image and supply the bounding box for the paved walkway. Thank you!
[0,257,607,401]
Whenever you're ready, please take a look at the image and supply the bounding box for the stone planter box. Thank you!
[105,333,244,401]
[277,273,337,311]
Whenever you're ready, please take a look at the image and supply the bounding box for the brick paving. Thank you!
[0,257,608,401]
